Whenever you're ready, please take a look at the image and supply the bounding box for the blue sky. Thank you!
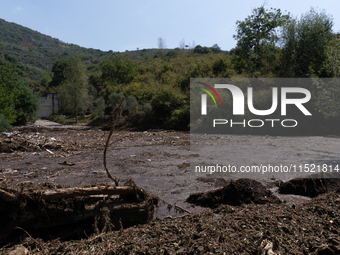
[1,0,340,52]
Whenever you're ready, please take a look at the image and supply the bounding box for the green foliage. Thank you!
[322,37,340,77]
[108,92,125,111]
[0,65,17,123]
[0,64,39,125]
[49,114,67,125]
[123,96,138,115]
[0,18,112,86]
[49,59,67,89]
[212,58,230,76]
[4,8,340,131]
[281,8,333,77]
[14,82,39,124]
[138,102,153,127]
[4,53,17,63]
[313,79,340,118]
[234,6,289,54]
[105,91,126,117]
[166,49,179,59]
[100,55,137,85]
[0,113,12,132]
[58,55,88,122]
[139,102,152,116]
[211,44,222,53]
[166,105,190,130]
[93,97,105,118]
[150,88,185,124]
[234,5,289,72]
[193,45,211,54]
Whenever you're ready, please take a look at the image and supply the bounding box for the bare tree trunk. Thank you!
[75,101,78,123]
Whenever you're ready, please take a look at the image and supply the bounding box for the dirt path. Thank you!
[28,119,92,129]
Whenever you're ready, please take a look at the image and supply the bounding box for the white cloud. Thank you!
[13,6,22,13]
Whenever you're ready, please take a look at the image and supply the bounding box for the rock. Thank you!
[9,245,29,255]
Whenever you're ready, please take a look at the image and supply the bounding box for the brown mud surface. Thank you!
[279,178,340,198]
[1,123,340,254]
[187,178,281,207]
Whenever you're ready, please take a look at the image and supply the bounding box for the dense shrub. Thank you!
[150,88,184,124]
[137,102,153,127]
[106,92,126,116]
[0,113,12,132]
[166,105,190,130]
[93,97,105,118]
[0,65,39,125]
[123,95,138,115]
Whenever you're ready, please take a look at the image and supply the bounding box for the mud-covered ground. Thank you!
[1,121,340,254]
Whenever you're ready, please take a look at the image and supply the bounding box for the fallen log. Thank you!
[15,200,152,229]
[0,188,16,202]
[0,197,155,246]
[37,185,143,200]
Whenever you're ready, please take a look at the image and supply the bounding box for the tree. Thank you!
[0,65,17,123]
[322,36,340,77]
[59,55,88,123]
[14,81,40,125]
[193,45,211,54]
[179,38,185,49]
[313,37,340,119]
[100,55,136,85]
[212,58,229,75]
[313,78,340,119]
[49,59,67,91]
[233,5,289,71]
[0,65,39,125]
[179,38,186,54]
[0,113,12,132]
[157,37,166,57]
[193,45,203,54]
[281,8,333,77]
[211,44,222,53]
[190,41,196,50]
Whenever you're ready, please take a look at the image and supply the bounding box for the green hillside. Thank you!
[0,18,112,90]
[1,6,340,133]
[0,18,182,92]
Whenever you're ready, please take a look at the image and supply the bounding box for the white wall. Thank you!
[37,94,61,118]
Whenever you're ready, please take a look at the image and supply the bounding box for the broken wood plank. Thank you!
[174,205,192,214]
[38,186,141,200]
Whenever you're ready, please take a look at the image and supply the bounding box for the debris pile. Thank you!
[279,178,340,197]
[187,178,281,207]
[0,130,98,153]
[0,181,158,246]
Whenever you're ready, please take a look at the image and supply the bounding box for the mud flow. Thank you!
[1,124,340,254]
